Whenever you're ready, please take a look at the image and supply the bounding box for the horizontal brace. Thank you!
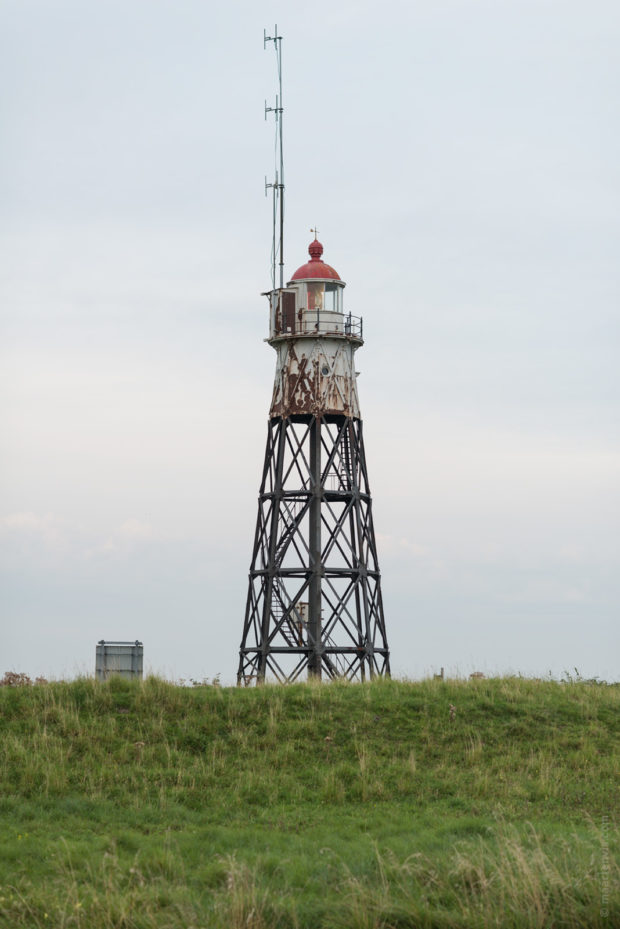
[240,647,390,656]
[260,489,312,496]
[323,491,370,502]
[250,569,311,578]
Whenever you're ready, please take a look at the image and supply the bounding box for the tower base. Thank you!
[238,414,390,684]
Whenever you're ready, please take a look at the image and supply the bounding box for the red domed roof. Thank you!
[290,239,341,282]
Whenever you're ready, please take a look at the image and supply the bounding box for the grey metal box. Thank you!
[95,640,143,680]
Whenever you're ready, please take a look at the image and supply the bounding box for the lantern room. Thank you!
[267,238,362,341]
[290,238,344,314]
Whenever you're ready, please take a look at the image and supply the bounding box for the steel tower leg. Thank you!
[308,416,322,678]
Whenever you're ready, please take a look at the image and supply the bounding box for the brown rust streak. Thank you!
[270,338,358,418]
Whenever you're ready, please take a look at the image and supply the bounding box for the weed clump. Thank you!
[0,671,47,687]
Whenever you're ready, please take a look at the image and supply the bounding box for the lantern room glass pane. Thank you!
[307,282,324,310]
[324,282,340,312]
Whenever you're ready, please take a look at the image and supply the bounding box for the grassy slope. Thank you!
[0,676,618,928]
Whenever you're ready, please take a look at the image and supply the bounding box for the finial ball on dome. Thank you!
[309,239,323,260]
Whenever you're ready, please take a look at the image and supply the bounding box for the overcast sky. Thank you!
[1,0,618,683]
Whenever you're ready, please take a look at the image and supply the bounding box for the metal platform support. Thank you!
[238,414,390,684]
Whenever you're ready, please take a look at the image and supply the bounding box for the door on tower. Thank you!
[281,291,296,333]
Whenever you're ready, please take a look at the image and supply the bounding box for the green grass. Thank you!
[0,675,618,927]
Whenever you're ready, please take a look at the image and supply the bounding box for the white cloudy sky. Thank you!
[1,0,618,683]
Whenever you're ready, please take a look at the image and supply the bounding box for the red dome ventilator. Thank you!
[290,239,341,282]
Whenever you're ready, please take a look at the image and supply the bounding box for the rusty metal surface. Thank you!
[269,338,361,418]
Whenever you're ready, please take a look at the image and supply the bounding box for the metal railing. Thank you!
[274,309,363,339]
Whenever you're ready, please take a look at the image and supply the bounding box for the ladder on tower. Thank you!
[271,582,304,647]
[326,426,354,492]
[274,498,307,565]
[323,629,348,678]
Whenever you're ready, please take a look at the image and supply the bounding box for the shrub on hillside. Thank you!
[0,671,48,687]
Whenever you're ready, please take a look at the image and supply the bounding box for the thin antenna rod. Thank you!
[264,26,284,289]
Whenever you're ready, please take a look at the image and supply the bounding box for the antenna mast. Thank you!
[264,26,284,289]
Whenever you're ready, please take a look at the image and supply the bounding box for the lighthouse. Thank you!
[237,236,391,684]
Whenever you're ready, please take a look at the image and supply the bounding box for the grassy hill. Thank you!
[0,675,618,928]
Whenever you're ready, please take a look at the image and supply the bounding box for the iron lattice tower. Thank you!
[238,238,390,684]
